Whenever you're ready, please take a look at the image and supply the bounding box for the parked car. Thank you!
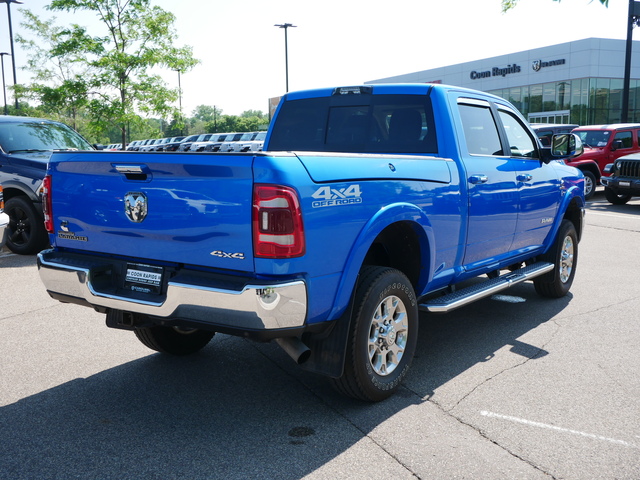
[140,139,162,152]
[203,133,230,152]
[0,115,94,254]
[0,185,8,251]
[228,132,259,152]
[162,136,186,152]
[151,137,173,151]
[126,140,142,151]
[238,131,267,152]
[177,134,201,152]
[218,132,244,152]
[189,133,216,152]
[601,152,640,204]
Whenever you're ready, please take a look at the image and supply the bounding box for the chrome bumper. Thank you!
[37,250,307,331]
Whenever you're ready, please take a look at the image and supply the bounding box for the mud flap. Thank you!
[298,295,355,379]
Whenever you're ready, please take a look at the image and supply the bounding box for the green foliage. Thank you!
[15,3,269,144]
[18,0,199,145]
[501,0,608,13]
[191,105,221,123]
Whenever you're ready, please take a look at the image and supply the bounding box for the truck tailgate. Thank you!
[48,152,255,271]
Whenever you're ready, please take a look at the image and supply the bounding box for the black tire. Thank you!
[5,196,49,255]
[331,266,418,402]
[534,220,578,298]
[604,187,631,205]
[134,326,214,355]
[582,171,597,200]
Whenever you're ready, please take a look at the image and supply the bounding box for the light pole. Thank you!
[174,69,182,114]
[174,68,183,134]
[622,0,640,122]
[0,0,22,110]
[274,23,296,92]
[0,52,8,115]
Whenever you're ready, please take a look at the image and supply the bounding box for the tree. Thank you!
[501,0,608,12]
[15,10,92,131]
[42,0,199,147]
[192,105,221,124]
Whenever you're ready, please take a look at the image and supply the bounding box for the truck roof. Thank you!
[282,83,506,101]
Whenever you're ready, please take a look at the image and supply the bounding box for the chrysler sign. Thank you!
[532,58,566,71]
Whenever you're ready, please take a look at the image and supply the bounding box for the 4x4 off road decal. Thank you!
[311,185,362,208]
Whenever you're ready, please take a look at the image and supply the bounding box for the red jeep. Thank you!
[568,124,640,199]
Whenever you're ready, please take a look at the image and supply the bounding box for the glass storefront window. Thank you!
[530,84,543,113]
[543,83,557,111]
[490,78,638,125]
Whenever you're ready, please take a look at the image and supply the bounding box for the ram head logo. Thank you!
[124,192,148,223]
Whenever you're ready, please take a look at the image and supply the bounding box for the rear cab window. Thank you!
[268,90,438,154]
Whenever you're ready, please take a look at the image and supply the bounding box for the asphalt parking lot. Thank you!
[1,189,638,480]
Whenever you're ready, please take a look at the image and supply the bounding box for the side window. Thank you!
[459,103,503,156]
[614,131,633,149]
[498,110,538,158]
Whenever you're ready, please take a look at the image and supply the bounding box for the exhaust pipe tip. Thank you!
[275,337,311,365]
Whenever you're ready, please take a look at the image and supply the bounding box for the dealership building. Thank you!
[367,38,640,125]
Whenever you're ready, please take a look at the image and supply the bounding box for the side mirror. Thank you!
[540,133,583,164]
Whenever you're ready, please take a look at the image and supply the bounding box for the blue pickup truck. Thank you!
[38,84,585,401]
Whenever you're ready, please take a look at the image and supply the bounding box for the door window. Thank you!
[613,131,633,149]
[459,104,503,156]
[498,110,538,158]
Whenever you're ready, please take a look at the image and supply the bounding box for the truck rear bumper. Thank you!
[37,250,308,331]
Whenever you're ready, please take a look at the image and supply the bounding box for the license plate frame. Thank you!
[124,263,164,295]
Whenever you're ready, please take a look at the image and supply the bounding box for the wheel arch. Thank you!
[2,183,41,205]
[326,203,434,321]
[542,186,585,251]
[577,163,601,182]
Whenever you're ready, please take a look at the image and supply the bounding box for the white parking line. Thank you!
[480,411,639,449]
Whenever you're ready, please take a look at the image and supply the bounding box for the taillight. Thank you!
[42,175,54,234]
[0,185,4,210]
[253,184,305,258]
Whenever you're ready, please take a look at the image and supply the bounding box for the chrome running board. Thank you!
[420,262,554,313]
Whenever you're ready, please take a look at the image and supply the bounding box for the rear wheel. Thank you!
[5,196,49,255]
[331,266,418,402]
[134,326,214,355]
[534,220,578,298]
[604,187,631,205]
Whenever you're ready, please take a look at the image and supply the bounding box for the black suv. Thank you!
[0,116,94,254]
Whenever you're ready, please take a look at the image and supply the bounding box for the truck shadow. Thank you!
[0,282,571,479]
[586,188,640,215]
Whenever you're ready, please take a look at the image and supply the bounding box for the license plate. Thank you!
[125,263,163,294]
[619,181,631,188]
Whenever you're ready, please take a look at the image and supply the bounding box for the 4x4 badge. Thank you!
[124,192,148,223]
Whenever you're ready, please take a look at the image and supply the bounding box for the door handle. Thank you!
[468,174,488,184]
[517,174,533,182]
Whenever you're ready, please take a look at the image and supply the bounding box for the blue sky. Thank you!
[0,0,630,116]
